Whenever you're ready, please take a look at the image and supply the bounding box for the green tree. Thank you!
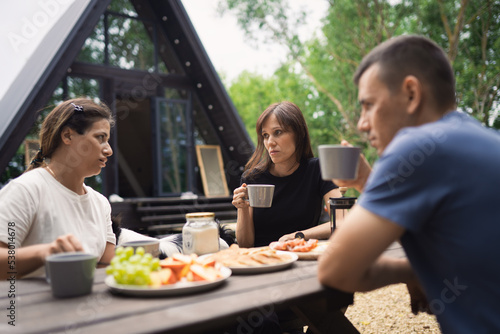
[220,0,500,164]
[227,63,346,157]
[228,71,278,144]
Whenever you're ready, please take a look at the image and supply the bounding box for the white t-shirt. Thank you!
[0,168,116,277]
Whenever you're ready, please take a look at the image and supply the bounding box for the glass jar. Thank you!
[182,212,219,255]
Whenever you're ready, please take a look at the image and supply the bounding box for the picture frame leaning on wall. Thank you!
[195,145,229,197]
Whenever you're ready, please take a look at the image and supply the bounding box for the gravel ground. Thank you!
[344,283,441,333]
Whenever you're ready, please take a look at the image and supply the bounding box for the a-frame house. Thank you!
[0,0,253,234]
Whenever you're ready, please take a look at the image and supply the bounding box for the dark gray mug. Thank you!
[318,145,361,180]
[45,252,97,298]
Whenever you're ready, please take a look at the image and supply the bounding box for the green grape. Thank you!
[139,257,151,267]
[105,265,114,275]
[133,275,147,286]
[110,256,120,266]
[107,245,160,286]
[124,246,134,258]
[135,246,145,256]
[128,254,141,264]
[125,268,136,285]
[113,271,123,284]
[114,263,126,276]
[135,266,147,279]
[115,246,125,256]
[151,258,160,271]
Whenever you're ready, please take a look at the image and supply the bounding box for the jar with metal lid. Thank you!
[182,212,220,255]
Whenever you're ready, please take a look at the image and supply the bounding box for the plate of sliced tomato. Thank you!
[269,239,329,260]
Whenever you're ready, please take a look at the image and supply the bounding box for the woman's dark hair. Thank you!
[354,35,456,111]
[243,101,313,179]
[26,98,114,172]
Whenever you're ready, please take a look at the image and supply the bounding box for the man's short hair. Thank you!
[353,35,456,110]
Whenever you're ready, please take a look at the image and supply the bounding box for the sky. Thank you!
[180,0,329,83]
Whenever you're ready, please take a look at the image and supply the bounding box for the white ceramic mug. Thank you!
[247,184,275,208]
[318,145,361,180]
[45,252,97,298]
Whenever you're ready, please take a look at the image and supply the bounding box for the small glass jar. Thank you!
[182,212,220,255]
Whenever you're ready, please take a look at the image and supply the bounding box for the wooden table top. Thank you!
[0,261,354,333]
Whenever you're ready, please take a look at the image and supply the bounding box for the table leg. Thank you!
[290,299,360,334]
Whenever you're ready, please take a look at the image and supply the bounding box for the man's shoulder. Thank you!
[387,115,456,157]
[391,111,499,155]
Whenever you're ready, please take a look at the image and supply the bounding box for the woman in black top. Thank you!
[232,101,341,247]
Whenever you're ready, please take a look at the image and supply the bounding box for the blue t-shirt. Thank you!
[242,158,336,247]
[358,111,500,334]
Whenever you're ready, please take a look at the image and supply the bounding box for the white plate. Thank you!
[222,251,298,274]
[281,241,329,261]
[105,266,231,297]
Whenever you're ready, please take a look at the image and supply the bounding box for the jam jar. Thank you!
[182,212,220,255]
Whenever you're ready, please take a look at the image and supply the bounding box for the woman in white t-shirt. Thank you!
[0,98,116,278]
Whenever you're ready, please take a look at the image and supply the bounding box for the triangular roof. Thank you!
[0,0,253,192]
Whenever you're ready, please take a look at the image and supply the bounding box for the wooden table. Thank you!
[0,261,358,333]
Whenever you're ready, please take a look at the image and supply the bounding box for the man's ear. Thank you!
[61,127,73,145]
[402,76,421,115]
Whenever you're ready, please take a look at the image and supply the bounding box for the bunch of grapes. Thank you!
[106,246,161,286]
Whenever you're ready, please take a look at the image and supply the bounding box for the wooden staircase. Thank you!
[111,196,237,236]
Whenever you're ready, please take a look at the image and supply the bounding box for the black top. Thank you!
[242,158,337,247]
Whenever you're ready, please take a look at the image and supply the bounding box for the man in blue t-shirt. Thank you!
[318,35,500,334]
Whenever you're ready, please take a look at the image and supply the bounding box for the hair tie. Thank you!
[30,148,45,165]
[71,103,84,113]
[30,157,44,165]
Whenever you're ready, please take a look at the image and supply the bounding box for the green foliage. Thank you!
[228,71,276,144]
[221,0,500,168]
[227,64,344,157]
[0,146,25,188]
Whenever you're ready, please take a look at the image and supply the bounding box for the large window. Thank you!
[155,98,193,196]
[77,0,168,73]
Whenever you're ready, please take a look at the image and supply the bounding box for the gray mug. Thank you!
[45,252,97,298]
[247,184,275,208]
[318,145,361,180]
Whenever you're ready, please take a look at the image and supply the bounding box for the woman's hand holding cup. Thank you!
[232,183,250,209]
[43,234,84,262]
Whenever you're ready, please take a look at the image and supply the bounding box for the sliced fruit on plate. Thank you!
[189,264,220,282]
[172,253,196,264]
[150,268,178,287]
[160,258,190,280]
[197,257,216,267]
